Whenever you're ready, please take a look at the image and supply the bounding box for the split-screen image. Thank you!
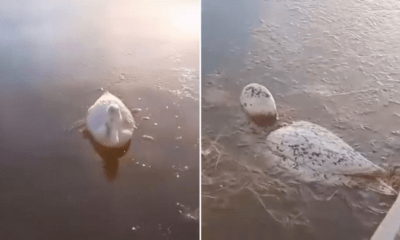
[1,0,400,239]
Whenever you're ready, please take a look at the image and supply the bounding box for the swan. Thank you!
[86,91,135,148]
[240,83,397,195]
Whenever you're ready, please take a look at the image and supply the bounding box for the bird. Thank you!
[240,83,397,195]
[86,91,135,148]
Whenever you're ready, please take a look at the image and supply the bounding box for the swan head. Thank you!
[105,104,123,145]
[240,83,278,127]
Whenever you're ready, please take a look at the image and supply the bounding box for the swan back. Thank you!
[263,121,396,195]
[86,91,135,148]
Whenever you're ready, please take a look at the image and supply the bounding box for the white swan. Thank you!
[240,83,397,195]
[86,91,135,148]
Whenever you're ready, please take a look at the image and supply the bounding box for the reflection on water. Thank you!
[202,0,400,239]
[0,0,199,239]
[82,129,131,182]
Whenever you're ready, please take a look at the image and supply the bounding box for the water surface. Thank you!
[202,0,400,239]
[0,1,199,239]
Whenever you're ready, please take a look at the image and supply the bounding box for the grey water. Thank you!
[201,0,262,77]
[202,0,400,239]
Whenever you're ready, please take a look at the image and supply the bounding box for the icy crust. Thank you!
[240,83,278,127]
[262,121,396,195]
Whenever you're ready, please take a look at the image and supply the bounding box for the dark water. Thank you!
[202,0,400,239]
[0,1,199,239]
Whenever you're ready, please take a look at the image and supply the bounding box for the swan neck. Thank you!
[109,128,119,144]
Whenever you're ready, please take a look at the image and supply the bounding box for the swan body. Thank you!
[240,83,396,195]
[86,91,135,148]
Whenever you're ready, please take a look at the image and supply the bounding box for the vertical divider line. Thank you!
[199,0,202,239]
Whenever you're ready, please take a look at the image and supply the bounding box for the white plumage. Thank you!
[86,91,135,148]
